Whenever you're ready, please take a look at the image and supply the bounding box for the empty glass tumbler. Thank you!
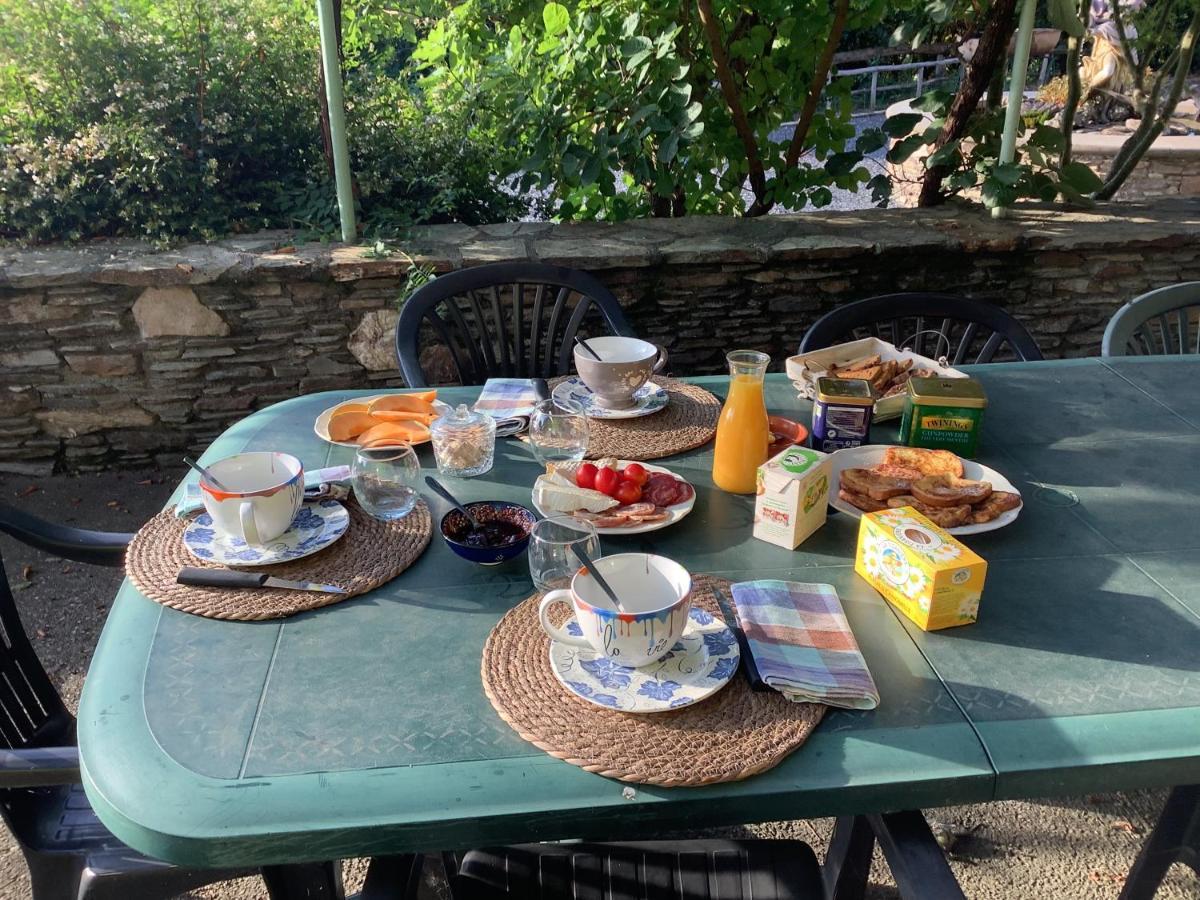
[528,400,589,464]
[528,516,601,593]
[352,443,421,520]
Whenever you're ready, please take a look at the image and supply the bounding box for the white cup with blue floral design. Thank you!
[538,553,692,668]
[199,452,304,545]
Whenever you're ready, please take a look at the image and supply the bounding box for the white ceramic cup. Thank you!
[538,553,692,667]
[573,336,668,409]
[199,452,304,545]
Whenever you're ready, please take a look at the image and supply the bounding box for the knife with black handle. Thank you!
[177,567,347,594]
[713,585,770,692]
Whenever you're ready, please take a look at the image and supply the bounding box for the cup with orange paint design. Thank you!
[198,451,304,545]
[537,553,692,668]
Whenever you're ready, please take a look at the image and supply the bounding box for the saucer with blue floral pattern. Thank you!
[548,607,740,714]
[182,500,350,567]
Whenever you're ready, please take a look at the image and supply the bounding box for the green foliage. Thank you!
[878,89,1104,210]
[0,0,520,244]
[412,0,907,219]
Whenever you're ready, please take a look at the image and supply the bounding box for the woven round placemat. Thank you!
[481,574,825,786]
[126,499,432,621]
[551,376,721,461]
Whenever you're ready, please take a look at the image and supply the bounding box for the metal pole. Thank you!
[316,0,356,243]
[994,0,1038,219]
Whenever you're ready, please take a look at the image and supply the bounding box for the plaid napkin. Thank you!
[473,378,542,435]
[730,580,879,710]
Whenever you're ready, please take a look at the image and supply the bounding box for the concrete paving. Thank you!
[0,469,1195,899]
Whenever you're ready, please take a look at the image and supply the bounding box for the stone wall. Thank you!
[2,200,1198,473]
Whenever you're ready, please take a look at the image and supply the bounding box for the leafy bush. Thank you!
[0,0,521,244]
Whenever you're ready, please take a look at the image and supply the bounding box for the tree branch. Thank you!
[917,0,1019,206]
[1095,6,1199,200]
[1059,0,1091,167]
[695,0,767,212]
[783,0,851,171]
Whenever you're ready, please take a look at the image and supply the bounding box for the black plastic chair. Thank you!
[395,263,637,387]
[1102,282,1200,356]
[799,292,1044,364]
[0,504,258,900]
[443,840,824,900]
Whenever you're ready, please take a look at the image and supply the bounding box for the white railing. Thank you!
[836,56,961,114]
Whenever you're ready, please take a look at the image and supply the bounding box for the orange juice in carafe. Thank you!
[712,350,770,493]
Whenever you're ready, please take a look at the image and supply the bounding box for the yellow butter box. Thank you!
[854,507,986,630]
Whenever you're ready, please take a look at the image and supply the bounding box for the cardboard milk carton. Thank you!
[855,507,987,630]
[753,446,831,549]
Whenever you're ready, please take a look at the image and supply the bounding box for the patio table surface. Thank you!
[78,356,1200,868]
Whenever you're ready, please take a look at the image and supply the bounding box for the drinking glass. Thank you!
[528,516,601,593]
[352,443,420,520]
[528,399,589,464]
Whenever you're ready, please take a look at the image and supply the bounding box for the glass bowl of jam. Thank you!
[439,501,536,566]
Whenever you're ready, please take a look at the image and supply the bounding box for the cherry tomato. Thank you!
[594,466,621,498]
[614,481,643,505]
[621,462,649,487]
[576,462,599,490]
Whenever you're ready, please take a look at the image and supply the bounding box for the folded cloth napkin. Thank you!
[173,464,351,518]
[730,580,879,710]
[473,378,542,435]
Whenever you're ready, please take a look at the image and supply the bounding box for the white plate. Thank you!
[549,608,739,714]
[827,445,1022,535]
[314,396,449,447]
[531,460,696,536]
[551,377,668,420]
[182,500,350,566]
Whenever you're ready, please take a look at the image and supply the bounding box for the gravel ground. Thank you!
[0,469,1196,899]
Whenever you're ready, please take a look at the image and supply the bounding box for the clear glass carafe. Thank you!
[712,350,770,494]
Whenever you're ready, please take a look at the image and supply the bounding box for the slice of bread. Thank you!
[882,447,964,478]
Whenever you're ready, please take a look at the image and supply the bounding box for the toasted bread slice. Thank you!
[841,467,914,501]
[886,496,973,528]
[911,474,992,508]
[969,491,1022,524]
[838,487,888,512]
[882,447,964,478]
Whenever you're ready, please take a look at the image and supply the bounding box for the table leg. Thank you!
[867,811,966,900]
[824,815,875,900]
[261,861,345,900]
[361,854,424,900]
[1118,784,1200,900]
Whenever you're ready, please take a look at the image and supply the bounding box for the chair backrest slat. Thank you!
[800,292,1043,364]
[1103,282,1200,357]
[0,555,70,753]
[397,263,636,387]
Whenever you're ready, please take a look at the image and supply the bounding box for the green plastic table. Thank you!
[78,358,1200,873]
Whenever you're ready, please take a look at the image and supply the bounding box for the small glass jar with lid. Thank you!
[430,404,496,478]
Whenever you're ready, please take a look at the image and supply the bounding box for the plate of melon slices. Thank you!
[314,391,448,448]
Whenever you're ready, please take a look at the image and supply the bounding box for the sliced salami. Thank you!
[644,473,694,507]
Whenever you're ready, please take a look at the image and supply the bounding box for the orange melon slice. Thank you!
[333,401,371,415]
[371,409,438,425]
[328,411,380,442]
[368,393,436,415]
[357,421,430,446]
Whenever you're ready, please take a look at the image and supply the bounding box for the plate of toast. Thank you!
[829,445,1022,535]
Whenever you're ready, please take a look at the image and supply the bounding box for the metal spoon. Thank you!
[574,336,603,361]
[183,456,232,492]
[571,544,625,613]
[424,476,482,530]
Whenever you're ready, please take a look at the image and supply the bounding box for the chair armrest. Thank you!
[0,503,132,567]
[0,746,81,788]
